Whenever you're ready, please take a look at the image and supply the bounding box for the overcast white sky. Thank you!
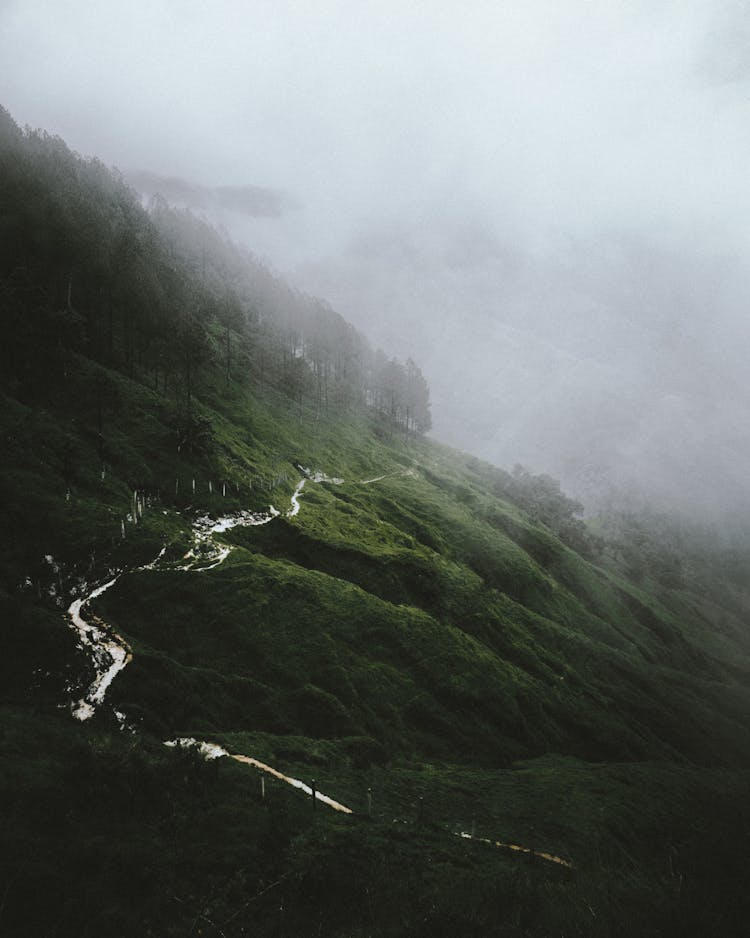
[3,0,750,516]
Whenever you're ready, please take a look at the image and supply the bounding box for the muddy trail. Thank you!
[60,465,573,869]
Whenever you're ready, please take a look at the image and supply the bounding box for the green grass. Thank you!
[4,347,750,935]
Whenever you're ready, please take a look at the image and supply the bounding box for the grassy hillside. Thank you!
[3,108,750,936]
[3,339,750,936]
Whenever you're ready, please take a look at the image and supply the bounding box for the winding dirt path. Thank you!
[68,576,132,721]
[165,737,353,813]
[66,472,326,718]
[61,465,574,864]
[456,831,572,869]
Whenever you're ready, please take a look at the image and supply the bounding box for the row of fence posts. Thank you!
[174,478,243,496]
[171,472,291,498]
[255,776,429,826]
[64,463,295,559]
[74,465,292,504]
[70,463,294,507]
[256,777,554,877]
[120,489,147,538]
[170,473,290,497]
[71,466,295,542]
[117,473,282,541]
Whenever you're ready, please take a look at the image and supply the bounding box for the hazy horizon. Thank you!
[3,0,749,519]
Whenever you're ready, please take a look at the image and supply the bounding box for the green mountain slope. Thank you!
[2,108,750,937]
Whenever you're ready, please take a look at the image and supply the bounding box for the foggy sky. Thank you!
[3,0,749,518]
[126,170,298,218]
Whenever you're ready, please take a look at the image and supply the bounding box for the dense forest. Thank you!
[0,106,431,439]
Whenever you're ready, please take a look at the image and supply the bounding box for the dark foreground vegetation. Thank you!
[2,107,750,936]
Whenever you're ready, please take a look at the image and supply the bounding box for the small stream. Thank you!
[57,465,573,862]
[66,473,325,719]
[68,576,131,721]
[63,469,354,815]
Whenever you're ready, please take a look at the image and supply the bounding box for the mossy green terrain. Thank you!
[3,109,750,935]
[3,347,750,936]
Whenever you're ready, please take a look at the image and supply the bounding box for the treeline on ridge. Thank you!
[0,105,431,437]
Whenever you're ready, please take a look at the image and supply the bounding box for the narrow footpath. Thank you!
[62,465,572,869]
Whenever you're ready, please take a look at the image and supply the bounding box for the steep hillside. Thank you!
[3,110,750,937]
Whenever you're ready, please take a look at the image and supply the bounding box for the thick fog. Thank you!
[3,0,749,518]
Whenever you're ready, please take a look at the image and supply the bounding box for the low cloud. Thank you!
[126,170,299,218]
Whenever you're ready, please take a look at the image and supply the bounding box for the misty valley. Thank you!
[3,8,750,934]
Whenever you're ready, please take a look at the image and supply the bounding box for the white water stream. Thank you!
[59,465,574,859]
[66,473,332,718]
[68,576,131,721]
[63,468,354,813]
